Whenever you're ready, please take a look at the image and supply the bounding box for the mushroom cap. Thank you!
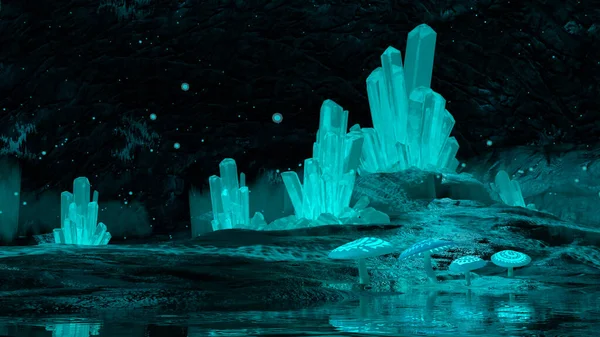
[399,239,455,259]
[491,250,531,268]
[449,255,487,273]
[328,237,396,260]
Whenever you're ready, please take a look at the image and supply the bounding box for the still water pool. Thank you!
[1,290,598,336]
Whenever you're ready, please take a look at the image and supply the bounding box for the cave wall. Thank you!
[0,0,598,235]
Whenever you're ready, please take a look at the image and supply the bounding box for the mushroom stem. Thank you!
[465,272,471,286]
[357,258,370,284]
[423,251,436,283]
[507,266,514,278]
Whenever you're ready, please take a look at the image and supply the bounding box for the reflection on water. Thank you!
[46,322,101,336]
[1,290,599,336]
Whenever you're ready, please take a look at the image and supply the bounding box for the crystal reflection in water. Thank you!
[46,322,101,336]
[0,290,599,336]
[326,290,600,335]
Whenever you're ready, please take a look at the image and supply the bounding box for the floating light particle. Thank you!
[486,140,493,146]
[272,113,283,124]
[174,142,181,149]
[150,113,157,120]
[181,82,190,91]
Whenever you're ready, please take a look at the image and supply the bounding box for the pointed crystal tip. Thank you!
[383,46,401,56]
[409,24,436,38]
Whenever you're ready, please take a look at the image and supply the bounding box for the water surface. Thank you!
[1,290,597,336]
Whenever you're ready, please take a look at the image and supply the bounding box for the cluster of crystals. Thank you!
[262,196,390,231]
[281,99,365,220]
[356,24,460,174]
[209,158,266,230]
[491,170,526,207]
[53,177,111,245]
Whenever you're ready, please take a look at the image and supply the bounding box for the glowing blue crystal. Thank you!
[492,170,526,207]
[403,24,437,96]
[281,99,364,220]
[209,158,265,230]
[358,24,459,173]
[408,87,459,170]
[53,177,111,245]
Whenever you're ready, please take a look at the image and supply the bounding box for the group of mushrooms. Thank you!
[328,237,532,286]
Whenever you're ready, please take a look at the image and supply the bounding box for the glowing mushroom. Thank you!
[449,256,487,286]
[491,250,531,278]
[328,237,396,285]
[400,239,455,283]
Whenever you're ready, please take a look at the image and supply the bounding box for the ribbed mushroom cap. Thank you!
[400,239,455,259]
[491,250,531,268]
[329,237,396,260]
[449,255,487,273]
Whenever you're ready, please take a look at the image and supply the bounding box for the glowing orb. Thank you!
[181,82,190,91]
[149,113,157,120]
[272,113,283,124]
[173,142,181,149]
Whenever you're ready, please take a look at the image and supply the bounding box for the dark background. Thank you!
[1,0,599,235]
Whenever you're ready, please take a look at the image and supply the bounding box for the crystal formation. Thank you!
[357,24,459,174]
[281,99,364,220]
[491,170,526,207]
[262,196,390,230]
[53,177,111,245]
[209,158,266,230]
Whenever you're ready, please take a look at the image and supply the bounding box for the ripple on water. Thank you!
[0,290,598,336]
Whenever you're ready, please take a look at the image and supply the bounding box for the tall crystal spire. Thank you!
[404,24,437,95]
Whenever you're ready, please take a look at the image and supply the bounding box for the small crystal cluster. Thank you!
[209,158,266,230]
[53,177,111,245]
[281,99,364,220]
[491,170,527,207]
[263,196,390,231]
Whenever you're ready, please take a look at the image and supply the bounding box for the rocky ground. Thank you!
[1,171,599,318]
